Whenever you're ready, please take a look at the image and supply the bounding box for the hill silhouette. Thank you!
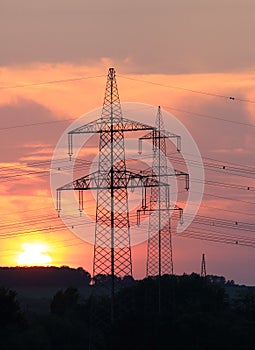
[0,266,91,288]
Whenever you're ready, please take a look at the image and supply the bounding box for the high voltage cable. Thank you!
[1,183,254,224]
[152,152,255,177]
[185,201,255,217]
[183,152,255,172]
[5,151,253,177]
[183,229,255,244]
[0,209,96,232]
[193,178,254,192]
[1,205,255,239]
[0,157,91,176]
[0,190,147,224]
[117,75,255,104]
[0,165,254,232]
[0,160,92,182]
[8,214,254,258]
[163,105,255,129]
[0,86,254,134]
[195,191,255,206]
[179,230,255,248]
[3,217,255,255]
[191,219,255,234]
[2,215,255,257]
[190,213,255,228]
[1,72,254,254]
[0,75,105,90]
[0,209,144,239]
[0,72,254,105]
[1,155,255,191]
[179,225,255,246]
[166,153,255,177]
[0,118,77,131]
[0,220,94,239]
[1,104,255,132]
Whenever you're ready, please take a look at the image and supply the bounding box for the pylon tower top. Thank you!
[101,68,122,120]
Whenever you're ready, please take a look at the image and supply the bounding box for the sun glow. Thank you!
[17,243,52,266]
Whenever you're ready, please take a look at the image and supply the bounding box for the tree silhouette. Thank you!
[50,287,80,316]
[0,287,22,326]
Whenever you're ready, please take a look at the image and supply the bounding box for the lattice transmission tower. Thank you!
[56,68,168,321]
[137,107,189,278]
[201,253,207,277]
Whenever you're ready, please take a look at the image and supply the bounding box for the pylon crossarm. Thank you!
[68,117,106,134]
[69,117,156,135]
[137,205,184,226]
[138,129,181,154]
[57,170,101,191]
[140,168,189,191]
[120,117,155,132]
[68,118,156,159]
[125,170,168,189]
[56,169,169,216]
[56,169,168,192]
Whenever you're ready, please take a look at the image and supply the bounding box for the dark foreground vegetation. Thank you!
[1,268,255,349]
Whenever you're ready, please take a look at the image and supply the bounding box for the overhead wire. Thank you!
[0,73,254,253]
[1,152,255,193]
[162,105,255,129]
[0,75,105,90]
[117,74,255,104]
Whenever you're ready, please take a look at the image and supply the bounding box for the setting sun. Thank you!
[17,243,52,266]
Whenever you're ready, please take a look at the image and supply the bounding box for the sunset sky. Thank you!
[1,0,255,285]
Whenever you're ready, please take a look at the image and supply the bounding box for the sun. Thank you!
[17,243,52,266]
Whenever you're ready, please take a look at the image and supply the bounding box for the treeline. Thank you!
[0,266,91,287]
[1,273,255,349]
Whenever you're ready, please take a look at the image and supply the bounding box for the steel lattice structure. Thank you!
[56,68,170,321]
[138,107,189,278]
[147,107,177,276]
[201,253,207,277]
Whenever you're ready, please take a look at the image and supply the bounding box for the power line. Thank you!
[118,74,255,104]
[0,75,105,90]
[183,152,255,172]
[166,153,255,177]
[1,201,254,239]
[199,191,255,206]
[179,228,255,248]
[179,200,255,217]
[1,72,254,105]
[0,102,254,137]
[163,105,255,129]
[193,178,254,192]
[1,152,255,192]
[0,118,76,131]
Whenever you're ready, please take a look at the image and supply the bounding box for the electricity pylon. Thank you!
[201,253,207,277]
[138,106,189,276]
[137,106,189,313]
[56,68,169,321]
